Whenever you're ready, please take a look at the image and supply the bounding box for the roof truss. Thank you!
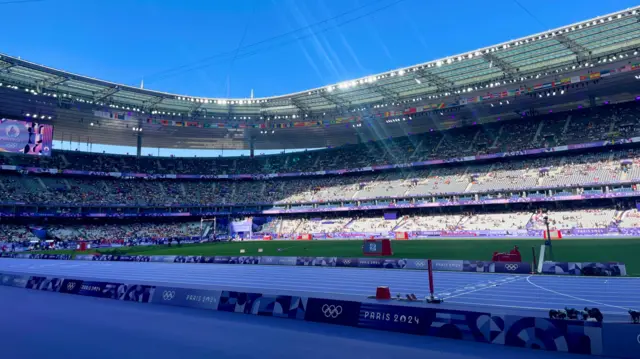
[93,86,120,102]
[143,96,164,110]
[36,75,68,92]
[365,83,399,102]
[291,98,311,114]
[413,68,453,92]
[554,34,592,62]
[0,60,14,72]
[483,53,519,78]
[320,91,349,107]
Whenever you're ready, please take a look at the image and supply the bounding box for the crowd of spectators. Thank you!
[0,222,201,245]
[3,146,640,206]
[4,208,638,244]
[255,209,626,236]
[2,102,640,207]
[1,101,640,177]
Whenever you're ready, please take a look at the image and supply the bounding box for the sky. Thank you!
[2,0,639,156]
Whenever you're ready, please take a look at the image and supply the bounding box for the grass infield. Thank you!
[35,237,640,275]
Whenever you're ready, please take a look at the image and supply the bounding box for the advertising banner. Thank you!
[335,257,359,268]
[217,291,308,319]
[150,255,178,263]
[356,258,385,269]
[152,286,221,310]
[174,255,206,264]
[494,261,531,274]
[26,276,63,292]
[76,281,116,298]
[296,257,337,267]
[304,298,361,327]
[59,279,84,295]
[3,253,74,260]
[259,256,297,266]
[0,273,29,288]
[431,260,464,272]
[75,255,97,261]
[0,119,53,156]
[358,303,428,335]
[463,261,495,273]
[403,259,429,270]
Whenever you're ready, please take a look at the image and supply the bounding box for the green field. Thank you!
[41,238,640,275]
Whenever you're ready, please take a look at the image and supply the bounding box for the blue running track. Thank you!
[0,258,639,316]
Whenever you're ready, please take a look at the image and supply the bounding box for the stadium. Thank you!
[1,3,640,359]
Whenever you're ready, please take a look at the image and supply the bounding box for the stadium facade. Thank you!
[2,7,640,241]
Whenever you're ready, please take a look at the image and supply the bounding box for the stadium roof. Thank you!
[1,6,640,150]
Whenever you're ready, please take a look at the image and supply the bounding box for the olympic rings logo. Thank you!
[505,264,519,271]
[66,282,76,291]
[636,333,640,344]
[162,291,176,301]
[322,304,343,318]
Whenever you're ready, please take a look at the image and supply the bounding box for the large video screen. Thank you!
[0,119,53,156]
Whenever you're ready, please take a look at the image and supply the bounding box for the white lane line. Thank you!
[441,277,522,300]
[525,275,632,311]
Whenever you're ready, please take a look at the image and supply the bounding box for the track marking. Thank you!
[441,276,522,300]
[525,275,632,311]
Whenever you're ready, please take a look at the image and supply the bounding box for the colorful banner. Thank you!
[0,119,53,156]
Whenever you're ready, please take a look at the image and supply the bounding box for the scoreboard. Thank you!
[362,238,393,256]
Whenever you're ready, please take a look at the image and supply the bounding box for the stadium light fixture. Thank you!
[90,122,94,126]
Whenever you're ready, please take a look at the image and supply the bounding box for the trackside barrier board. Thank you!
[0,271,636,358]
[0,253,626,276]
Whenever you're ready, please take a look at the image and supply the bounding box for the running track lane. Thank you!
[0,286,615,359]
[0,258,638,315]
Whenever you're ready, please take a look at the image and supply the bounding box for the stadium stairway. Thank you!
[490,125,504,149]
[35,177,47,190]
[342,218,356,231]
[59,153,70,167]
[390,216,408,231]
[532,121,545,144]
[467,131,481,152]
[409,139,424,159]
[562,115,572,135]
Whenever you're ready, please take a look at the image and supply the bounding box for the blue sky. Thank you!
[3,0,638,98]
[3,0,638,156]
